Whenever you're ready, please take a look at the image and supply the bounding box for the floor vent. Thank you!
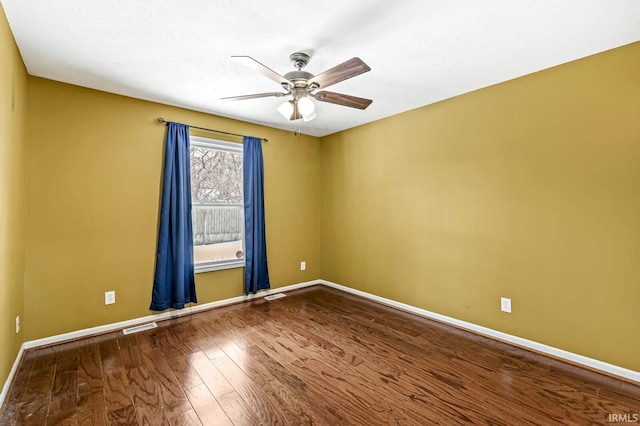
[264,293,287,301]
[122,322,157,335]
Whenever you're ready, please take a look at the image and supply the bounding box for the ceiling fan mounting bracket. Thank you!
[289,52,311,70]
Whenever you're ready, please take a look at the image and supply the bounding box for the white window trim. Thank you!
[190,136,245,274]
[190,136,243,152]
[195,258,244,274]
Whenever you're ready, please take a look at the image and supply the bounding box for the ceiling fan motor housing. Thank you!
[284,70,314,87]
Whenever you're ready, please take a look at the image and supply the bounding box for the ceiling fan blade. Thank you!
[221,92,286,101]
[308,57,371,89]
[313,91,373,110]
[232,56,290,86]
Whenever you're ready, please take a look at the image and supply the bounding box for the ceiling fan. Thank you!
[222,52,372,122]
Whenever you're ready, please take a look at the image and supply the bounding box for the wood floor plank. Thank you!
[149,329,183,358]
[245,315,389,424]
[184,383,233,426]
[127,365,170,425]
[0,401,19,425]
[169,408,202,426]
[102,365,133,412]
[117,334,145,370]
[245,327,299,365]
[78,350,104,397]
[107,403,137,425]
[55,350,79,375]
[46,406,78,426]
[249,372,322,426]
[265,296,407,377]
[243,343,346,424]
[99,337,122,373]
[167,318,203,355]
[272,314,365,366]
[14,397,49,425]
[286,356,404,425]
[482,397,551,426]
[201,314,254,351]
[209,346,289,425]
[31,347,57,371]
[1,352,36,408]
[78,390,107,426]
[215,389,264,426]
[189,350,235,398]
[2,286,639,425]
[22,364,55,403]
[49,369,78,417]
[252,316,420,423]
[254,314,446,423]
[140,350,192,419]
[72,335,102,356]
[167,353,204,390]
[216,333,321,422]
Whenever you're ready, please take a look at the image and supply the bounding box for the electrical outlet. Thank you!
[15,316,20,334]
[105,291,116,305]
[501,297,512,313]
[300,261,306,271]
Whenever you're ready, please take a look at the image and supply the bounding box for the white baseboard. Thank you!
[24,279,322,350]
[319,279,640,384]
[3,277,637,411]
[0,343,25,411]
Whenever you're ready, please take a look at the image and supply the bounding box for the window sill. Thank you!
[195,260,245,274]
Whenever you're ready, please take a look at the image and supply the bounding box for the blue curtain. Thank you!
[150,122,197,310]
[243,136,270,295]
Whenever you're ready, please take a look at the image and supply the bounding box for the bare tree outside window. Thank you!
[190,147,242,204]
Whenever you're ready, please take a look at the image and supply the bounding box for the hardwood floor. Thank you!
[1,285,638,425]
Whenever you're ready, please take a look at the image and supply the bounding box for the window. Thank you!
[190,136,244,272]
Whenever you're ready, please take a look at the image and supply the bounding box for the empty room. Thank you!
[1,1,639,424]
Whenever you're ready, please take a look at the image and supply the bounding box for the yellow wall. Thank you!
[0,3,27,388]
[320,42,640,371]
[25,78,320,340]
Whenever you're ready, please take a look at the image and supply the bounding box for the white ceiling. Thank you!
[2,1,639,137]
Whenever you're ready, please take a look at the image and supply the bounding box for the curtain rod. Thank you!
[154,118,268,142]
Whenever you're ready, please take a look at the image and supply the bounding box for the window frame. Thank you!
[190,135,245,274]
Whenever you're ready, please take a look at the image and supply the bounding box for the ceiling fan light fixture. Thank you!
[297,96,315,116]
[302,111,317,122]
[277,100,294,119]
